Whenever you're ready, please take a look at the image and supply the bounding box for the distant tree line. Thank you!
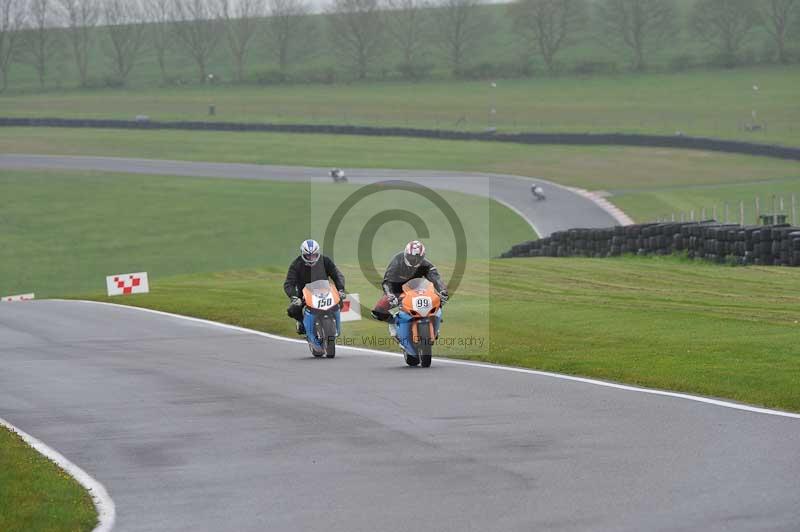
[0,0,798,91]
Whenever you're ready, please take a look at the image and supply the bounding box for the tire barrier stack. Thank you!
[2,117,799,161]
[501,222,800,267]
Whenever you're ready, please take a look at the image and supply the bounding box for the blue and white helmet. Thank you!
[300,239,321,266]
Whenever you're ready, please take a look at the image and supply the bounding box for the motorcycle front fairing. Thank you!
[302,280,342,349]
[395,308,442,357]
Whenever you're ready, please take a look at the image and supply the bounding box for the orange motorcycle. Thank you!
[302,280,342,358]
[393,278,443,368]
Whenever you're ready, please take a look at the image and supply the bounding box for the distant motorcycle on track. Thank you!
[330,168,348,183]
[531,184,546,201]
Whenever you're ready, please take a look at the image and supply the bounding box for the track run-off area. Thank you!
[1,155,798,531]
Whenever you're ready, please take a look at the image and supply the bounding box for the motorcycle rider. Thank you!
[531,183,545,200]
[371,240,449,337]
[284,239,346,335]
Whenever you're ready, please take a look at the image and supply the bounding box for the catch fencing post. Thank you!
[740,201,745,226]
[772,195,778,225]
[793,194,798,226]
[701,207,706,220]
[755,197,761,222]
[712,205,717,221]
[724,202,730,224]
[691,210,695,221]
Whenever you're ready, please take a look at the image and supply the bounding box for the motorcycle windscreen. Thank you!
[403,278,431,292]
[303,280,339,310]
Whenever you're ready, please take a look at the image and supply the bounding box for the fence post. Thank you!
[671,213,675,222]
[772,195,778,225]
[755,197,761,224]
[793,194,797,226]
[724,202,729,224]
[691,210,695,221]
[701,207,706,220]
[740,201,745,226]
[681,212,685,223]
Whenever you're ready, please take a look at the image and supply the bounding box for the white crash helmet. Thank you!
[301,239,321,266]
[403,240,426,268]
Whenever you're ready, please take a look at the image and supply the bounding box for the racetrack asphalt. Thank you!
[1,300,799,532]
[0,154,620,236]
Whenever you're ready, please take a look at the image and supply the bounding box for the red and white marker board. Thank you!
[340,293,361,322]
[1,293,35,302]
[106,272,149,296]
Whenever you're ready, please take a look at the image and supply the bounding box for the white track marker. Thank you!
[0,417,116,532]
[72,300,800,420]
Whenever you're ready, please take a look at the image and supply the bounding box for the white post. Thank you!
[701,207,707,220]
[691,210,695,221]
[725,202,730,224]
[740,201,745,226]
[755,197,761,224]
[793,194,797,226]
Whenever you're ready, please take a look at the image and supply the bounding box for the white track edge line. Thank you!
[0,417,116,532]
[68,299,800,420]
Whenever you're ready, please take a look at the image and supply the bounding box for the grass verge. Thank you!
[613,179,800,224]
[0,169,534,297]
[0,426,97,532]
[83,256,800,413]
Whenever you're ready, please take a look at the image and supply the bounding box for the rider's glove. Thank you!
[439,290,449,303]
[387,294,399,308]
[339,289,347,301]
[290,296,303,306]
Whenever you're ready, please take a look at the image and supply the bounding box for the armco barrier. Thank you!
[2,117,800,161]
[501,222,800,267]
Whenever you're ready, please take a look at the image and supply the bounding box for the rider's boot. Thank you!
[296,320,306,335]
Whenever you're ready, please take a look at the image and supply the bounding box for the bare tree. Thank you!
[383,0,428,77]
[0,0,27,91]
[509,0,585,74]
[594,0,677,71]
[690,0,761,65]
[327,0,384,80]
[58,0,101,87]
[758,0,799,63]
[432,0,487,77]
[23,0,62,88]
[172,0,222,83]
[102,0,147,85]
[143,0,174,84]
[266,0,310,74]
[218,0,263,82]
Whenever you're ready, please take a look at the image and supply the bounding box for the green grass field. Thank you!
[83,256,800,412]
[3,66,800,145]
[0,427,97,532]
[0,169,534,297]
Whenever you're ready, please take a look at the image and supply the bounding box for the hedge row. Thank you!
[1,117,799,161]
[502,222,800,267]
